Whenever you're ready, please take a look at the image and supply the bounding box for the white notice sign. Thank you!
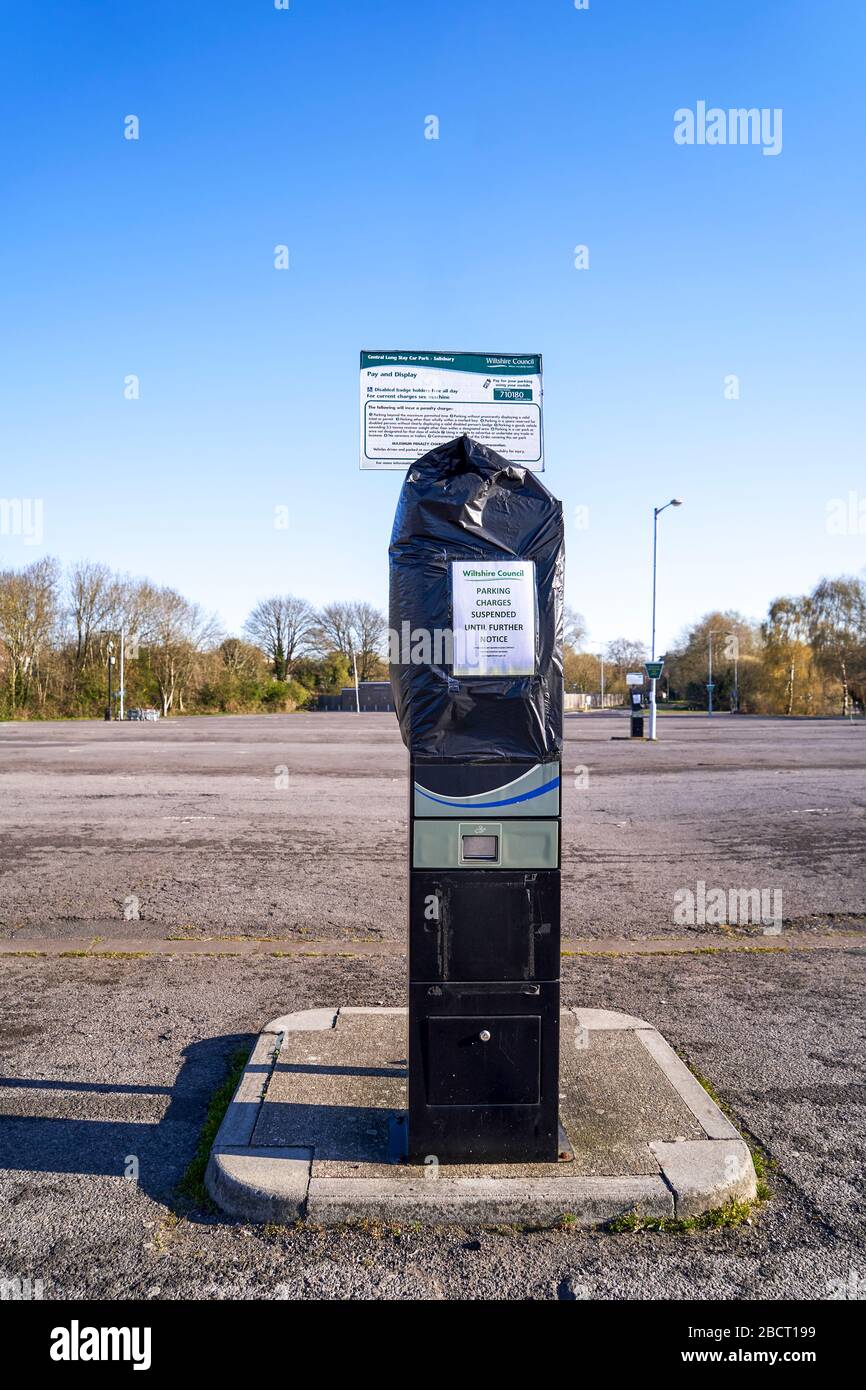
[451,561,537,678]
[360,351,543,471]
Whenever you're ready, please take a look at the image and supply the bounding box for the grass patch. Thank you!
[55,949,150,959]
[605,1064,774,1234]
[561,944,790,959]
[689,1066,776,1202]
[750,1150,774,1203]
[175,1046,250,1210]
[608,1197,757,1234]
[351,1218,408,1238]
[690,1068,725,1109]
[90,951,150,959]
[271,950,361,959]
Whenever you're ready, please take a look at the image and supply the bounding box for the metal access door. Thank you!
[408,979,560,1163]
[426,1016,541,1107]
[409,870,560,982]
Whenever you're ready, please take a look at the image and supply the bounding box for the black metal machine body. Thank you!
[389,436,564,1163]
[630,688,645,739]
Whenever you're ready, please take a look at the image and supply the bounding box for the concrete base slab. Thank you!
[306,1174,674,1227]
[204,1006,757,1227]
[206,1147,312,1223]
[650,1139,757,1218]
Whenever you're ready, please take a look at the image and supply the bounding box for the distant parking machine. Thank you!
[630,689,645,738]
[389,435,564,1163]
[626,672,646,738]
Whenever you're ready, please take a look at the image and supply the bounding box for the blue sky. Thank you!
[1,0,864,654]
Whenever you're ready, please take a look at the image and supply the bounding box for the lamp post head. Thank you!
[655,497,684,517]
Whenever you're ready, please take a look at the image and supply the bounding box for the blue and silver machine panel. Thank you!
[413,760,560,819]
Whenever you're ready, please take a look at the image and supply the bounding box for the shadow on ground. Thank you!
[0,1034,254,1219]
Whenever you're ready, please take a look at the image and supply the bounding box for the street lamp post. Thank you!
[728,633,739,713]
[599,651,605,710]
[351,648,360,713]
[105,640,115,721]
[649,498,683,740]
[708,635,713,715]
[119,625,125,723]
[707,630,720,716]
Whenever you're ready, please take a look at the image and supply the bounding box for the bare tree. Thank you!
[67,561,124,666]
[243,595,313,679]
[664,612,761,707]
[218,638,266,677]
[310,601,386,681]
[808,577,866,715]
[763,596,811,716]
[350,601,387,680]
[604,637,647,679]
[310,602,355,659]
[144,587,221,715]
[0,558,61,710]
[115,579,166,661]
[563,606,587,651]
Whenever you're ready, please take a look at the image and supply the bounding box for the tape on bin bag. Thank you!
[389,434,564,760]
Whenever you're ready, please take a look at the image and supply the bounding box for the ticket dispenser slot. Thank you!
[460,833,499,863]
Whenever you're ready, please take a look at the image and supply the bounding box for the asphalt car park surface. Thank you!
[0,712,864,1300]
[1,712,864,941]
[0,947,863,1300]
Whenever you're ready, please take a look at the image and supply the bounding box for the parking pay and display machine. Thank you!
[630,689,645,739]
[389,435,564,1163]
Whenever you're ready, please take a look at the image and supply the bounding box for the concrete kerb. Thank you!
[204,1005,758,1227]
